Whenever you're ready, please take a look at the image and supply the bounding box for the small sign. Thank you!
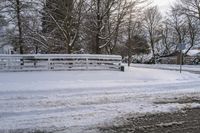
[177,43,186,50]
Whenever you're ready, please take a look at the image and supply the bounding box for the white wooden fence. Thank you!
[0,54,122,72]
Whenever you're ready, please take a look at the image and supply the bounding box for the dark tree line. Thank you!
[0,0,150,56]
[0,0,200,64]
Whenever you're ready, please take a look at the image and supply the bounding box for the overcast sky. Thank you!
[153,0,176,14]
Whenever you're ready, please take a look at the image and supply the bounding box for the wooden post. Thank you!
[48,58,51,70]
[86,57,89,70]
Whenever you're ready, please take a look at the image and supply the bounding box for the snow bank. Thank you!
[132,64,200,73]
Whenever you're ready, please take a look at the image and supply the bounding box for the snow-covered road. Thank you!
[0,68,200,132]
[131,64,200,73]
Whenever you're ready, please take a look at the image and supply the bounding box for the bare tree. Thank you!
[42,0,84,54]
[83,0,118,54]
[107,0,129,54]
[180,0,200,20]
[184,15,199,55]
[160,21,176,55]
[120,0,148,66]
[168,5,187,51]
[144,6,162,63]
[2,0,24,54]
[174,0,200,55]
[0,0,41,54]
[103,0,129,54]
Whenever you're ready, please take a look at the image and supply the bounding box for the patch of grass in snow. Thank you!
[154,96,200,105]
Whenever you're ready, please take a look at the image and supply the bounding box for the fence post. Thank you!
[7,58,10,70]
[86,57,89,70]
[48,58,51,70]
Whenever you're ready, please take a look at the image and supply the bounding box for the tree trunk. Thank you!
[127,13,132,67]
[68,45,72,54]
[150,34,156,64]
[16,0,23,54]
[95,0,101,54]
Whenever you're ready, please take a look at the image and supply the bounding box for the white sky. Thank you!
[153,0,176,13]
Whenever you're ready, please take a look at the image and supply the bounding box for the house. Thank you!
[185,49,200,57]
[159,49,200,65]
[0,24,14,54]
[184,49,200,64]
[0,44,14,54]
[159,52,179,64]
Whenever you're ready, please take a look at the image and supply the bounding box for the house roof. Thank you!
[160,49,200,58]
[0,43,13,49]
[184,49,200,56]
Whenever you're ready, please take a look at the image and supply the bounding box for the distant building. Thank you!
[159,52,179,64]
[159,49,200,65]
[0,24,14,54]
[185,49,200,57]
[0,44,14,54]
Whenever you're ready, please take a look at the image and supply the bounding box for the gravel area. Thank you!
[100,97,200,133]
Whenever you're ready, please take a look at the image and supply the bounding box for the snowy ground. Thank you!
[0,67,200,132]
[131,64,200,73]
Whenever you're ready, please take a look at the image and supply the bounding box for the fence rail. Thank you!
[0,54,122,72]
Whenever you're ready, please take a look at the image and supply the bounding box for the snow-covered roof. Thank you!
[0,43,13,48]
[185,49,200,56]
